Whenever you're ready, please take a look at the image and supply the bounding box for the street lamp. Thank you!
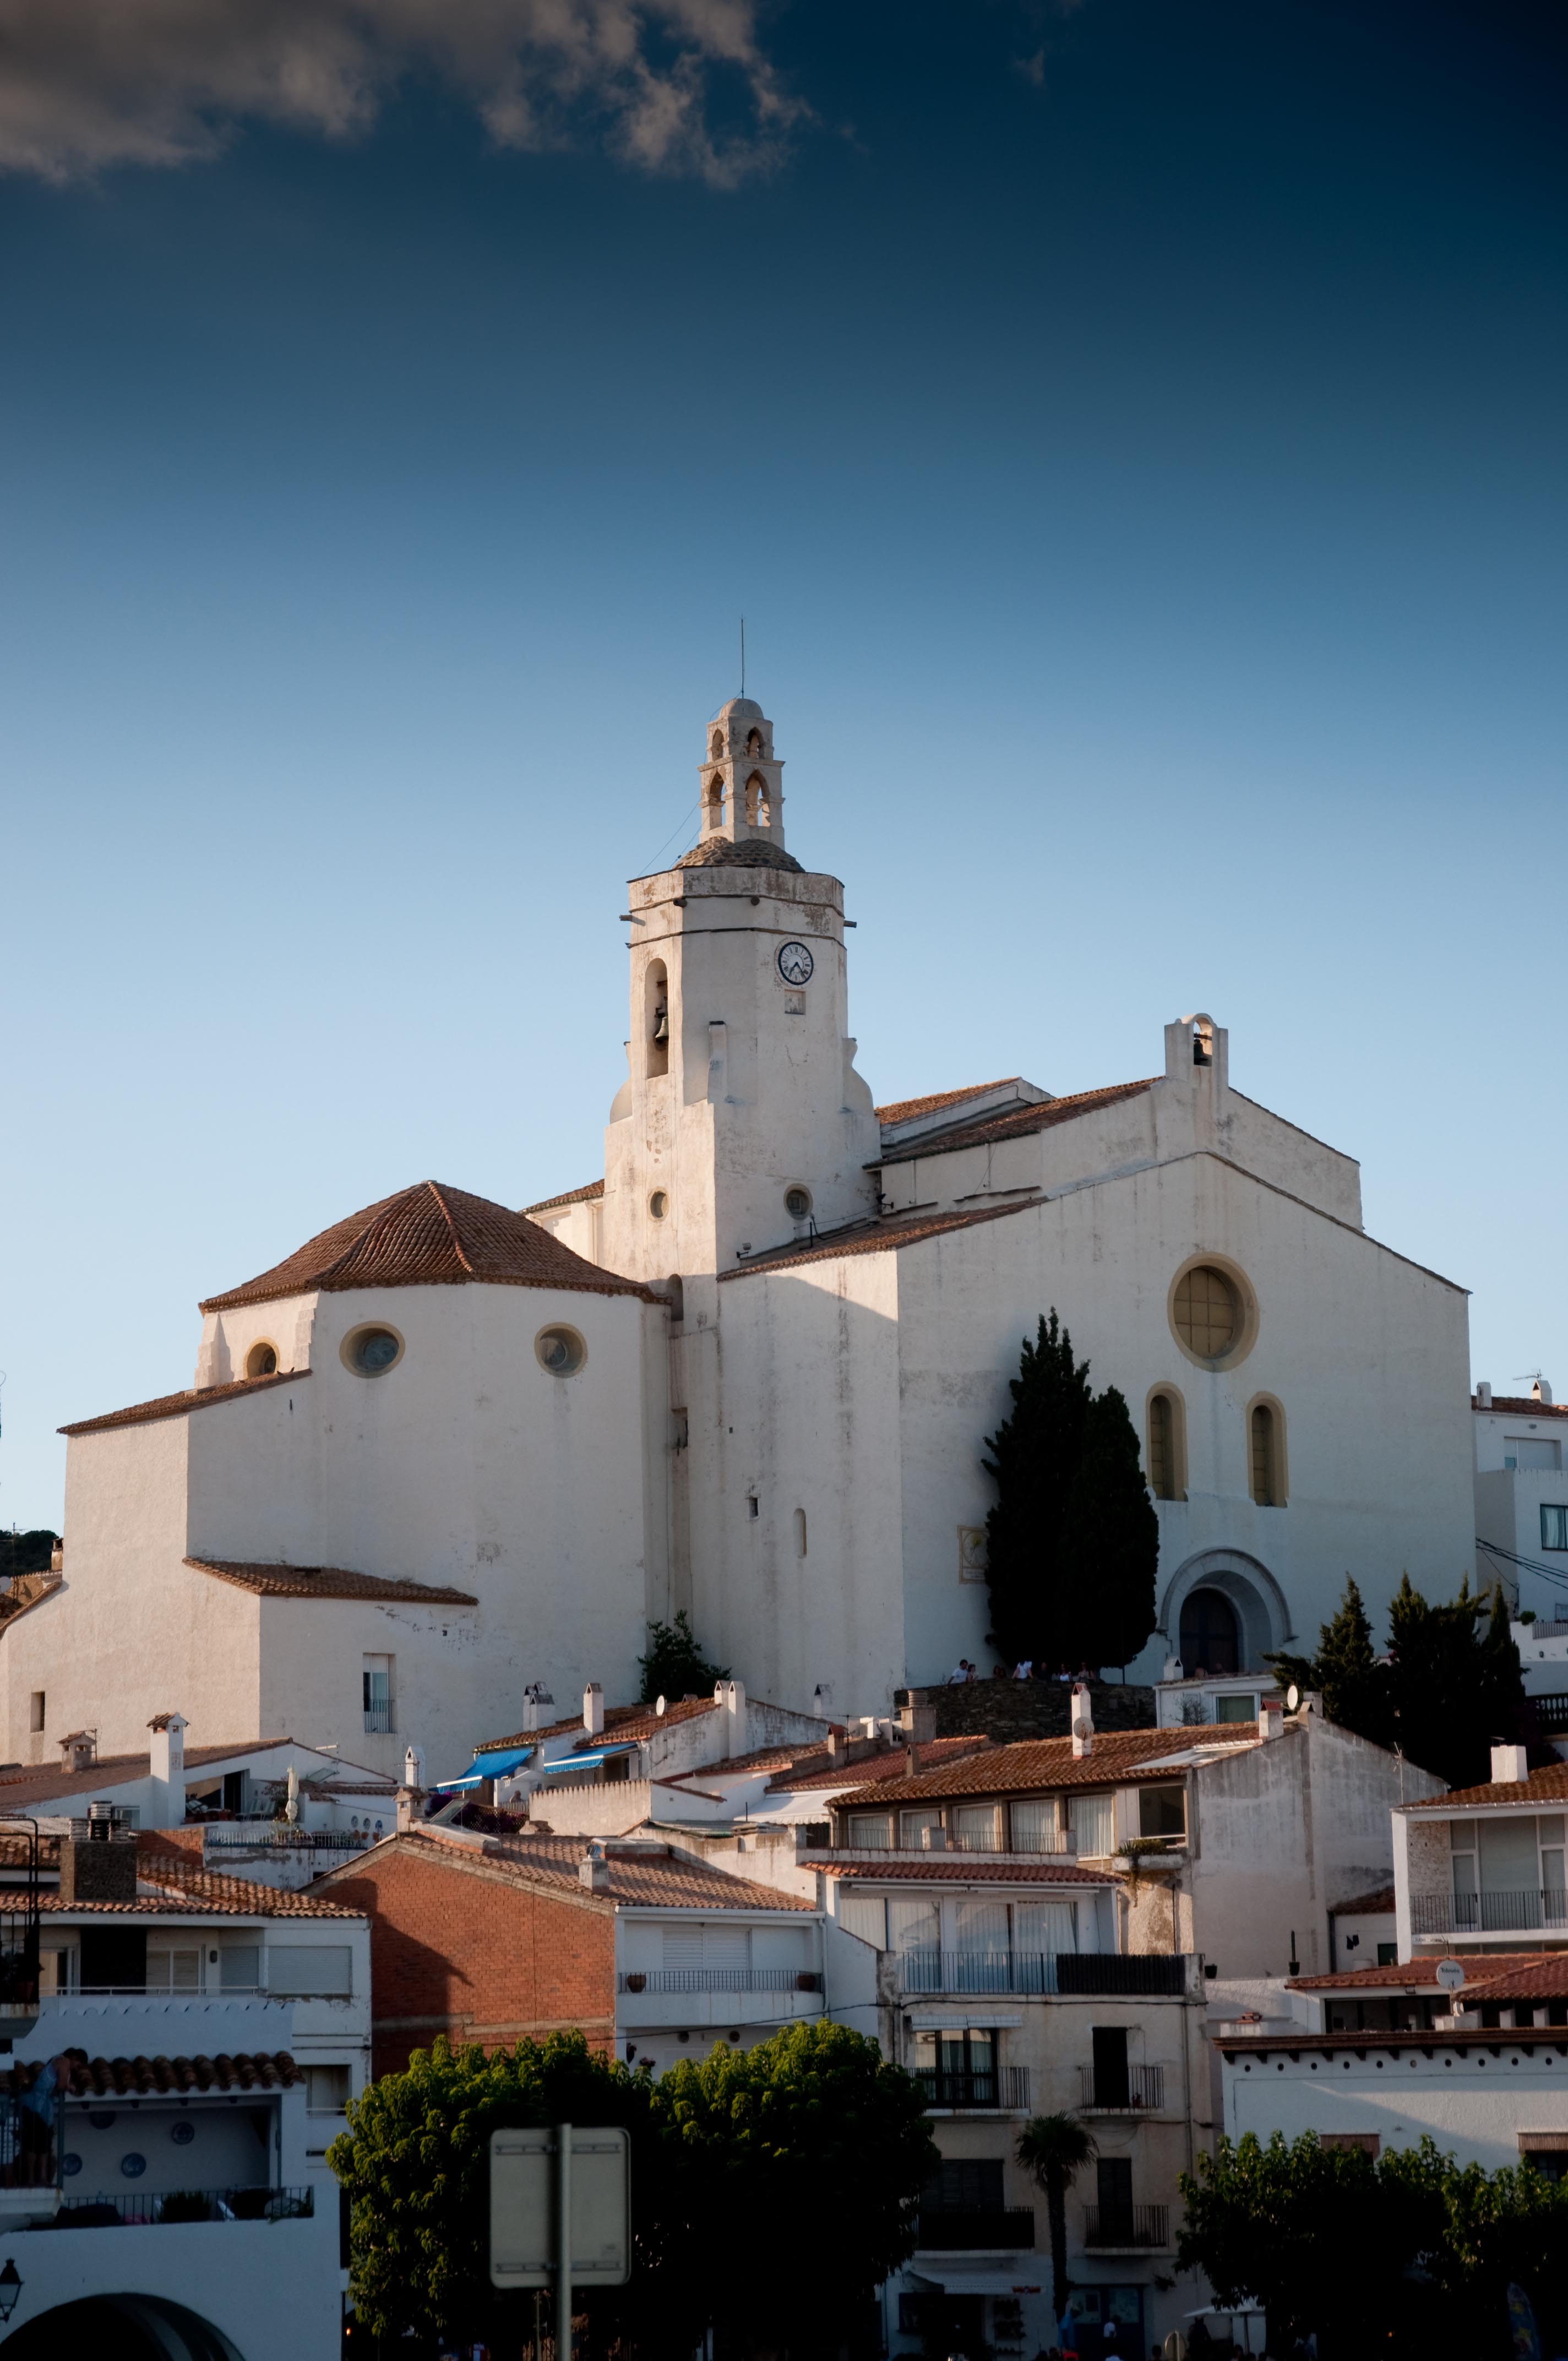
[0,2259,23,2320]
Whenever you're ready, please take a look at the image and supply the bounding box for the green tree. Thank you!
[982,1313,1157,1671]
[330,2020,935,2358]
[1270,1577,1392,1747]
[0,1530,59,1582]
[636,1609,728,1705]
[1015,2112,1096,2326]
[656,2020,938,2353]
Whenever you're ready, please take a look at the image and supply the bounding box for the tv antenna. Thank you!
[739,616,745,697]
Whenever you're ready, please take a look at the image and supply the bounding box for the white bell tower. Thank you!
[598,695,879,1286]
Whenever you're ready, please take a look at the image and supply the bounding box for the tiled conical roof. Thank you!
[200,1181,650,1312]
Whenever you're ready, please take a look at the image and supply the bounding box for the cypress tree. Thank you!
[1312,1577,1393,1749]
[982,1314,1157,1672]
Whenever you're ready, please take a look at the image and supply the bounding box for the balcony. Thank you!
[204,1827,373,1858]
[918,2208,1036,2252]
[618,1968,820,1993]
[1412,1890,1568,1939]
[1079,2063,1164,2112]
[53,2185,314,2228]
[898,1951,1191,1998]
[914,2066,1031,2113]
[617,1965,824,2031]
[1084,2204,1169,2251]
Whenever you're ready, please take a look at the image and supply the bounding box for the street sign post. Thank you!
[490,2124,631,2359]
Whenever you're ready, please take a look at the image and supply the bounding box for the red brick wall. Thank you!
[325,1843,617,2078]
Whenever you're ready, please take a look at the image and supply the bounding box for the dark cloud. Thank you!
[0,0,803,185]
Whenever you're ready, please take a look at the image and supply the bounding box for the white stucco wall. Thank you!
[1223,2041,1568,2173]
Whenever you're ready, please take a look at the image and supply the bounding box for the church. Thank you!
[2,695,1476,1780]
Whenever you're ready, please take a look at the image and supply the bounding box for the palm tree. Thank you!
[1016,2111,1097,2331]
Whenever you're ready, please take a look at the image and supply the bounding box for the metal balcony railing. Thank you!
[0,2088,64,2194]
[205,1828,373,1854]
[1084,2205,1169,2249]
[918,2207,1036,2251]
[362,1703,394,1735]
[56,2184,315,2227]
[1532,1695,1568,1733]
[618,1968,821,1994]
[897,1951,1191,1998]
[913,2066,1031,2111]
[1412,1890,1568,1936]
[1079,2063,1164,2112]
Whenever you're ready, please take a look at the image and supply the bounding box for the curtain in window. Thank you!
[1012,1900,1078,1965]
[888,1899,940,1952]
[836,1892,887,1948]
[952,1805,1001,1852]
[1069,1792,1116,1858]
[1011,1798,1058,1853]
[847,1813,894,1849]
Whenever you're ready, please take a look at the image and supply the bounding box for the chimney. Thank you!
[49,1541,63,1574]
[146,1712,188,1831]
[579,1845,611,1892]
[61,1817,139,1903]
[1491,1743,1529,1784]
[398,1743,426,1833]
[1258,1698,1284,1742]
[1534,1379,1555,1408]
[717,1678,749,1759]
[1476,1381,1493,1408]
[59,1731,95,1775]
[583,1682,604,1738]
[1070,1682,1094,1760]
[897,1693,937,1745]
[522,1697,540,1733]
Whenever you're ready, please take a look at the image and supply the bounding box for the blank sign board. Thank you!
[489,2126,631,2288]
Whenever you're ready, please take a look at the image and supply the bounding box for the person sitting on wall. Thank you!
[1014,1658,1033,1680]
[947,1660,968,1685]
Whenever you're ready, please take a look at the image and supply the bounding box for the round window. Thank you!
[342,1325,404,1378]
[246,1341,278,1379]
[121,2152,147,2179]
[650,1190,668,1221]
[536,1326,586,1377]
[1169,1260,1254,1369]
[170,2119,196,2146]
[62,2152,81,2177]
[784,1186,812,1220]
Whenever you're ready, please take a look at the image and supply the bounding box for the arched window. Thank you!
[704,771,724,831]
[1180,1587,1240,1677]
[710,730,723,759]
[645,959,669,1078]
[1147,1388,1171,1502]
[1248,1398,1286,1506]
[746,728,763,755]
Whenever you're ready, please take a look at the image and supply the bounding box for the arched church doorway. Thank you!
[1179,1586,1240,1677]
[2,2292,246,2361]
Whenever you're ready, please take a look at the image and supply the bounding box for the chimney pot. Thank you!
[1476,1381,1493,1408]
[1491,1742,1530,1785]
[1070,1683,1095,1759]
[1259,1698,1284,1741]
[579,1847,611,1892]
[583,1682,605,1737]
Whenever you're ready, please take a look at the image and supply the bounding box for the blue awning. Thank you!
[541,1743,639,1774]
[431,1744,534,1793]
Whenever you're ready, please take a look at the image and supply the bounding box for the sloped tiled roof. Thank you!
[770,1736,993,1793]
[1448,1956,1568,2003]
[185,1557,478,1606]
[1402,1765,1568,1811]
[720,1196,1043,1282]
[675,836,804,873]
[333,1828,815,1912]
[1289,1953,1548,1993]
[199,1180,652,1311]
[524,1179,606,1215]
[4,2053,300,2098]
[61,1369,308,1439]
[819,1858,1114,1885]
[479,1696,719,1753]
[834,1725,1253,1810]
[873,1079,1156,1168]
[1474,1394,1568,1420]
[26,1846,363,1919]
[0,1734,373,1808]
[875,1080,1025,1125]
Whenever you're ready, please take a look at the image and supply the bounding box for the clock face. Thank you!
[777,940,815,986]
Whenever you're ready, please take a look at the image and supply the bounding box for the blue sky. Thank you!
[2,0,1564,1531]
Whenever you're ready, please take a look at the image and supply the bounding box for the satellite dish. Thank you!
[1435,1959,1466,1993]
[1286,1684,1301,1712]
[655,1695,667,1716]
[1072,1718,1092,1740]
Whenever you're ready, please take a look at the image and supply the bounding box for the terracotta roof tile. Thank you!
[337,1828,814,1911]
[61,1369,308,1439]
[1403,1765,1568,1811]
[1450,1956,1568,2003]
[875,1080,1025,1125]
[770,1736,994,1793]
[0,1737,382,1808]
[26,1847,361,1918]
[199,1179,652,1312]
[524,1179,606,1215]
[186,1557,477,1606]
[833,1725,1252,1810]
[874,1079,1156,1168]
[1474,1395,1568,1420]
[720,1197,1043,1283]
[819,1858,1114,1885]
[478,1697,720,1752]
[3,2053,300,2098]
[675,836,804,873]
[1287,1954,1538,1991]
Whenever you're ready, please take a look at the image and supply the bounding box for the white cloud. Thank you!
[0,0,804,186]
